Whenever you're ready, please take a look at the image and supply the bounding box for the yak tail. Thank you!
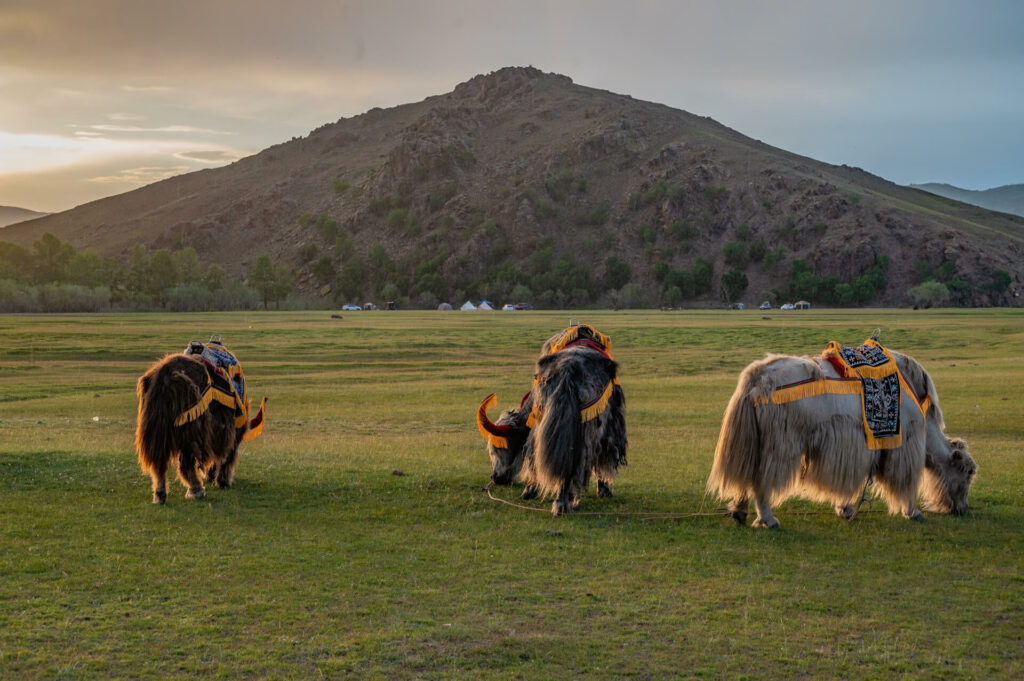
[532,374,584,499]
[135,355,205,475]
[707,372,761,502]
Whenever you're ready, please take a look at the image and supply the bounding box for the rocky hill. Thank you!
[910,183,1024,219]
[4,66,1023,307]
[0,206,48,229]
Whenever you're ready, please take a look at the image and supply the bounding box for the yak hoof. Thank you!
[730,508,748,526]
[836,504,856,520]
[521,484,539,500]
[152,490,167,505]
[185,487,206,500]
[597,481,614,498]
[908,510,925,522]
[752,517,780,529]
[551,499,574,516]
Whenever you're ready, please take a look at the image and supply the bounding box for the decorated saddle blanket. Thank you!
[821,339,901,449]
[477,324,620,447]
[175,339,266,440]
[758,338,929,450]
[529,323,619,426]
[545,323,614,359]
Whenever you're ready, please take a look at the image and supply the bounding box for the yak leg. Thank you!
[835,503,856,519]
[177,446,207,500]
[597,479,613,497]
[551,480,576,516]
[551,494,574,516]
[728,494,749,525]
[751,494,780,529]
[215,439,240,489]
[149,458,168,505]
[904,504,924,522]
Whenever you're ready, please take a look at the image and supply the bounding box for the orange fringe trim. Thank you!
[174,384,215,426]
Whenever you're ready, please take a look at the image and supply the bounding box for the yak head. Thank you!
[922,437,977,515]
[477,392,533,485]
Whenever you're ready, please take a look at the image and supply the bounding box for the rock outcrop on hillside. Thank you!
[4,66,1023,307]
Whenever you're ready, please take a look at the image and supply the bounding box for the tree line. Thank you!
[0,233,292,312]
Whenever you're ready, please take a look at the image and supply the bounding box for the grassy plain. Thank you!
[1,309,1022,680]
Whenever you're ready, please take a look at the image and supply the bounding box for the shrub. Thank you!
[603,255,631,290]
[544,171,576,203]
[669,220,698,241]
[629,180,667,210]
[577,202,609,226]
[735,224,751,241]
[705,185,729,205]
[723,241,748,269]
[693,258,713,295]
[721,269,748,302]
[333,179,350,195]
[908,280,950,308]
[312,257,336,284]
[748,240,767,263]
[428,182,458,211]
[298,244,318,263]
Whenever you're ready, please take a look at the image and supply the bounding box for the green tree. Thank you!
[908,280,950,308]
[147,249,179,297]
[32,232,75,283]
[603,255,631,290]
[249,254,277,309]
[173,247,204,283]
[721,268,749,302]
[272,265,292,308]
[692,258,713,295]
[312,257,336,284]
[204,264,225,291]
[67,248,106,288]
[126,244,150,293]
[723,241,748,269]
[990,269,1011,294]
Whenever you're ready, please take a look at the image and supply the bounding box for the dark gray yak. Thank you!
[477,324,627,515]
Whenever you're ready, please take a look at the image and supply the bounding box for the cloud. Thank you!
[121,85,174,93]
[90,123,228,134]
[175,150,243,163]
[90,165,190,184]
[106,112,146,121]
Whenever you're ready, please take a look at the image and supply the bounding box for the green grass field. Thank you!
[1,309,1022,680]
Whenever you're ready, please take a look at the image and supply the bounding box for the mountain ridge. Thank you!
[3,66,1022,307]
[0,205,49,229]
[909,182,1024,218]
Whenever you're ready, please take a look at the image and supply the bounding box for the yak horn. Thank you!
[476,393,514,449]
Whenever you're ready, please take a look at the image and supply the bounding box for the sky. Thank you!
[1,0,1022,213]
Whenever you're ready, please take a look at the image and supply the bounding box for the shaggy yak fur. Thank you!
[483,332,628,516]
[708,350,977,528]
[135,354,248,504]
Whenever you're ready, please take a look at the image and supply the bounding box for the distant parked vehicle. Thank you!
[514,302,534,310]
[760,301,772,310]
[780,303,795,310]
[502,304,515,311]
[342,304,361,311]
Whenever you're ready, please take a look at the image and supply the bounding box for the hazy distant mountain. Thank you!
[3,67,1022,306]
[909,183,1024,218]
[0,206,48,229]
